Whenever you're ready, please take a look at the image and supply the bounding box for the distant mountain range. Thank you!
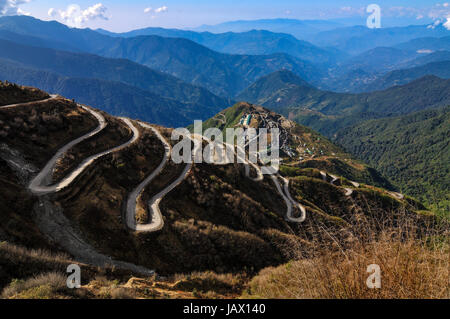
[359,60,450,92]
[190,18,344,40]
[395,36,450,52]
[237,70,450,136]
[0,39,232,127]
[323,49,450,92]
[310,25,450,54]
[94,35,319,97]
[0,16,323,98]
[96,28,341,65]
[1,15,450,130]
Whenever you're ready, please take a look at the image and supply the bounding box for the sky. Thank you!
[1,0,450,31]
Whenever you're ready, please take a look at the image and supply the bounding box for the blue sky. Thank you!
[3,0,450,31]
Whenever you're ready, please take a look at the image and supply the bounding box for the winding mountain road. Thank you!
[127,129,204,232]
[280,176,306,223]
[126,122,171,232]
[329,174,339,185]
[344,188,354,196]
[28,106,107,194]
[4,96,404,232]
[29,115,139,195]
[321,171,357,196]
[1,94,58,109]
[389,192,405,200]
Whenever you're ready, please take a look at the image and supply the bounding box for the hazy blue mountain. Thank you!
[397,50,450,69]
[337,47,419,73]
[0,29,80,52]
[191,18,343,40]
[395,36,450,52]
[320,47,419,91]
[321,49,450,93]
[0,15,113,52]
[0,39,235,126]
[0,16,320,98]
[0,58,227,127]
[311,25,450,54]
[238,71,450,136]
[96,28,340,65]
[361,61,450,92]
[96,35,320,97]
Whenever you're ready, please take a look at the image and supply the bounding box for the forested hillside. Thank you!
[335,106,450,216]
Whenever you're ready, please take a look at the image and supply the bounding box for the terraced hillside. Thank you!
[0,84,434,294]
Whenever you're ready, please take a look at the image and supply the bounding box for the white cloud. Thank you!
[444,16,450,29]
[50,3,109,28]
[417,49,434,54]
[143,5,167,19]
[336,6,365,17]
[0,0,30,16]
[154,6,168,13]
[48,7,56,17]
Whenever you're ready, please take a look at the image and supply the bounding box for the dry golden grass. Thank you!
[171,271,247,297]
[244,227,449,299]
[1,272,67,299]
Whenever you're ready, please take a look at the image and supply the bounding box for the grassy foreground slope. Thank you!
[335,106,450,217]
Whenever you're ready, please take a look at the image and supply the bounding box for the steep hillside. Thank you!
[200,102,395,190]
[335,106,450,217]
[238,71,450,136]
[0,86,432,291]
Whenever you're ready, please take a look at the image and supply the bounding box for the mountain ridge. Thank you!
[237,71,450,136]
